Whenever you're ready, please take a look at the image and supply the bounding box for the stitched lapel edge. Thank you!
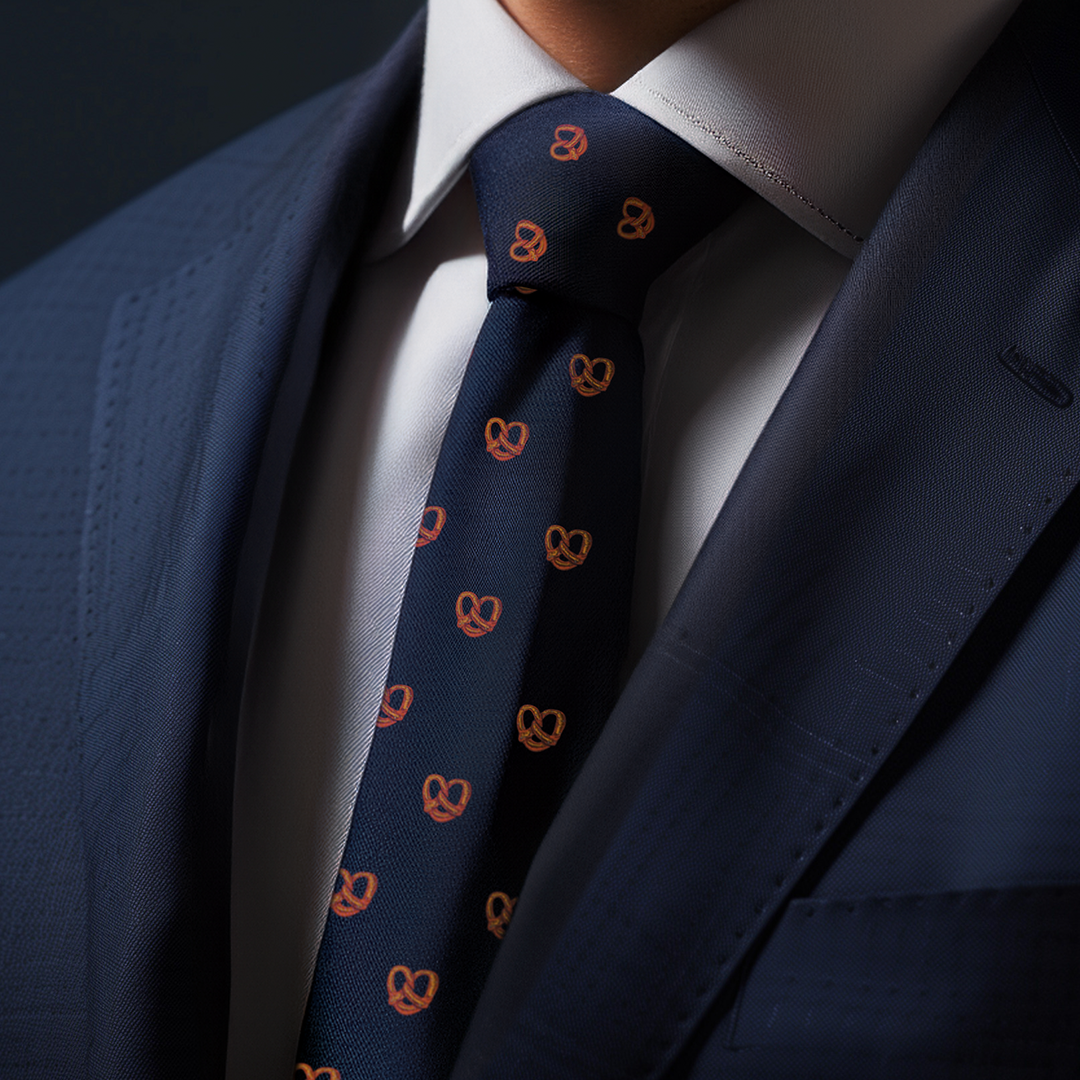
[74,15,425,1074]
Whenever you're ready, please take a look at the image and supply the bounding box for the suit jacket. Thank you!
[1,2,1078,1077]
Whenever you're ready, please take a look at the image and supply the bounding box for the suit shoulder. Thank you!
[0,6,425,367]
[0,76,359,311]
[0,7,424,389]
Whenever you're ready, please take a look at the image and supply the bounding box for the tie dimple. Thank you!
[296,91,747,1080]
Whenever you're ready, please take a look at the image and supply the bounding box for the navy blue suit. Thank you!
[1,2,1078,1077]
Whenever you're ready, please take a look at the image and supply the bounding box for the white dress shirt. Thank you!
[226,0,1021,1075]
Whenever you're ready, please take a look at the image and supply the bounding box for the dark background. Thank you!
[1,0,424,283]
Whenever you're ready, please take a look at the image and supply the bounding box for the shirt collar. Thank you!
[397,0,1022,258]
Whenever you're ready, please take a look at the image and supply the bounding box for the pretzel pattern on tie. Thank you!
[416,505,446,547]
[484,417,529,461]
[509,219,548,262]
[456,592,502,637]
[331,869,378,917]
[549,124,588,161]
[387,966,439,1015]
[545,526,592,570]
[485,891,517,938]
[423,774,473,822]
[617,196,655,239]
[377,684,414,728]
[516,705,566,752]
[569,353,614,396]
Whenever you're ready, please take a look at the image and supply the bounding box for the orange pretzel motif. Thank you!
[569,353,614,397]
[545,526,592,570]
[423,774,473,822]
[331,869,378,917]
[486,891,518,939]
[516,704,567,752]
[377,683,414,728]
[456,591,502,637]
[549,124,588,161]
[485,417,529,461]
[387,965,439,1016]
[509,219,548,263]
[416,505,446,547]
[617,197,655,240]
[295,1066,341,1080]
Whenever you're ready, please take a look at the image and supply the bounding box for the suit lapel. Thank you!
[75,15,424,1075]
[454,5,1080,1078]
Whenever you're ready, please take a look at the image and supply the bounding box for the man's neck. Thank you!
[497,0,743,91]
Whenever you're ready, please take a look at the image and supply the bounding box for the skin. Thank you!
[498,0,744,91]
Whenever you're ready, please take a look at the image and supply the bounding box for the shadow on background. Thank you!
[1,0,423,283]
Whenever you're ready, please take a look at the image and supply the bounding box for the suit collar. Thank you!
[452,3,1080,1075]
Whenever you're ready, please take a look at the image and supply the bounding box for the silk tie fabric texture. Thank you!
[296,91,746,1080]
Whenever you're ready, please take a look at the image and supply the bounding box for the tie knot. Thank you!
[470,91,745,323]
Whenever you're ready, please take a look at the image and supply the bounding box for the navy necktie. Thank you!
[295,91,746,1080]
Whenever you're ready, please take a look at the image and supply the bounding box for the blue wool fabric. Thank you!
[295,92,746,1079]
